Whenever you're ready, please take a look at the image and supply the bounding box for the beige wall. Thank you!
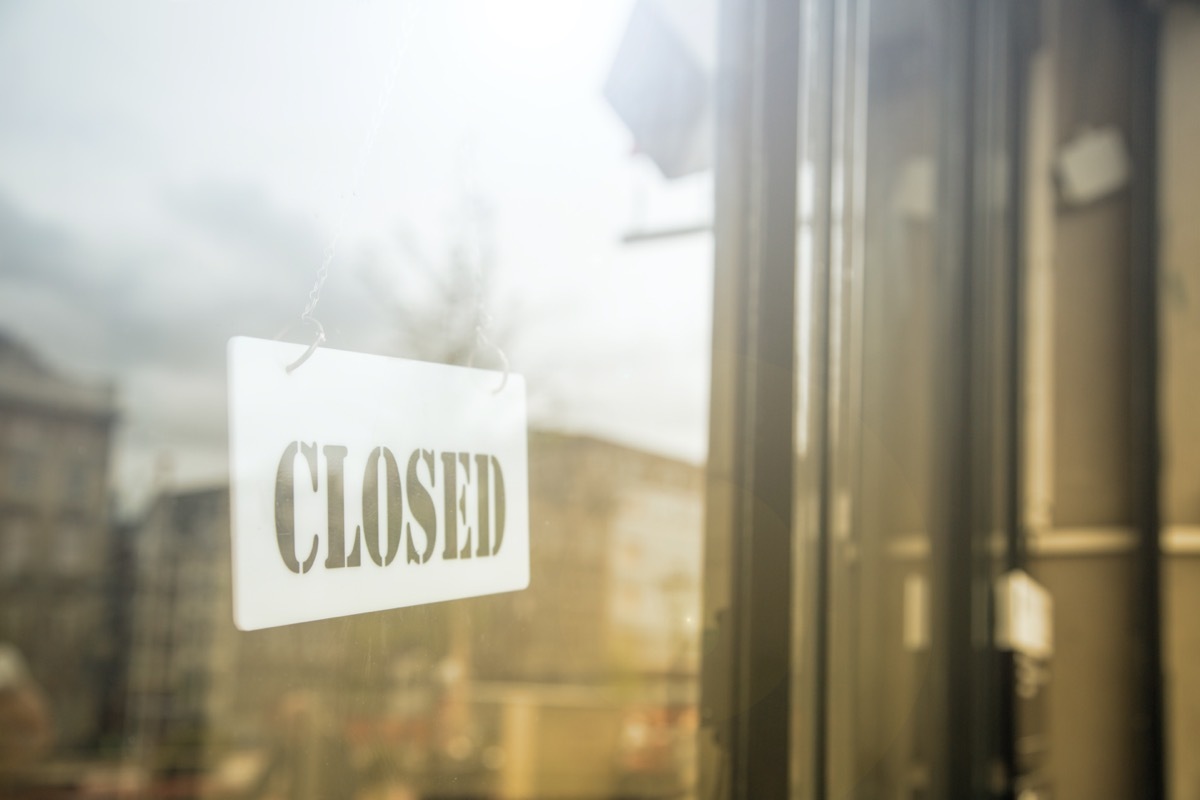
[1025,0,1140,796]
[1166,560,1200,800]
[1024,4,1200,798]
[1033,555,1141,799]
[1161,7,1200,800]
[1048,0,1135,530]
[1161,6,1200,530]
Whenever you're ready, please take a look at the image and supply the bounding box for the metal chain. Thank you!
[464,195,510,391]
[287,13,416,373]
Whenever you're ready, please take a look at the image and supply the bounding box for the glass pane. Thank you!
[0,2,712,798]
[792,0,1017,796]
[828,1,945,794]
[791,0,950,792]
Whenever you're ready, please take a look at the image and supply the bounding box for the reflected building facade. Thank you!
[125,488,237,776]
[0,332,116,751]
[120,429,702,798]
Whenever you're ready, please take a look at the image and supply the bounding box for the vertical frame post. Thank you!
[1129,6,1166,799]
[702,0,801,797]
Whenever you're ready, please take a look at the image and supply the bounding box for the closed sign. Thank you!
[227,337,529,630]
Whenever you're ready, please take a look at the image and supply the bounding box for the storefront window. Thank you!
[2,1,1196,798]
[0,1,712,797]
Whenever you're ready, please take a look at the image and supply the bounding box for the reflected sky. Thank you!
[0,0,713,514]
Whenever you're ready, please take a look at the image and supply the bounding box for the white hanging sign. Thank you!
[226,336,529,630]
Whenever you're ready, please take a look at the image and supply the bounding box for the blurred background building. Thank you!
[119,430,701,799]
[0,332,116,753]
[125,489,237,780]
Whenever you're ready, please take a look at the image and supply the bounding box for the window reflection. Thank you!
[0,1,710,796]
[113,433,701,799]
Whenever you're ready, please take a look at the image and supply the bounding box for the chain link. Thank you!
[288,13,415,372]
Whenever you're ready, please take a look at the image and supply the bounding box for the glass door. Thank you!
[788,0,1024,797]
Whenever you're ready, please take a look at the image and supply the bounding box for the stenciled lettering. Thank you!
[406,449,437,564]
[362,446,402,567]
[456,453,473,559]
[274,441,320,574]
[323,444,361,569]
[474,453,490,557]
[271,444,508,573]
[489,455,506,556]
[472,454,507,557]
[440,452,467,560]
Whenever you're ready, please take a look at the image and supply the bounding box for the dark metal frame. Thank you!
[1129,7,1166,799]
[702,0,801,797]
